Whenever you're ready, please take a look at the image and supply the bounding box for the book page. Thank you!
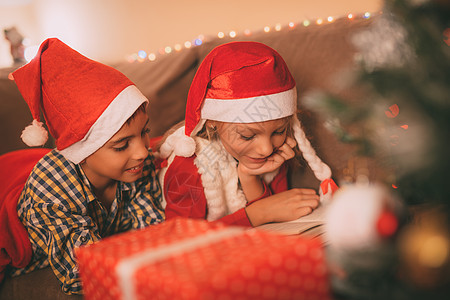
[252,204,329,238]
[255,221,323,236]
[286,204,328,223]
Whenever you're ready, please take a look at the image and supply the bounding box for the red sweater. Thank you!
[163,155,288,227]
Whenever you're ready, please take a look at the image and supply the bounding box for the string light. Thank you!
[126,12,376,63]
[138,50,147,59]
[174,44,182,51]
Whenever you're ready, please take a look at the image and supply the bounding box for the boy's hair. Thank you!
[125,103,147,125]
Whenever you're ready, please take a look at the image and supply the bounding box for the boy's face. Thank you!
[214,118,289,170]
[81,109,150,189]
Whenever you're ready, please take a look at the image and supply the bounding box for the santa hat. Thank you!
[160,41,337,200]
[12,38,148,164]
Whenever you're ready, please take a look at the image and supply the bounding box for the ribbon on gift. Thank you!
[116,226,245,300]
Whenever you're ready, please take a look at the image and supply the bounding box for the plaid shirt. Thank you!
[11,149,165,295]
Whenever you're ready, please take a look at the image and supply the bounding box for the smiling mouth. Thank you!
[126,162,144,173]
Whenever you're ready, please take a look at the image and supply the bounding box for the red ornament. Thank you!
[376,211,398,237]
[443,28,450,46]
[385,104,399,118]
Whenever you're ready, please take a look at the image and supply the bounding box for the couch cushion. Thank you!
[0,267,82,300]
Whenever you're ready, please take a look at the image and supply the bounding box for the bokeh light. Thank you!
[24,45,39,62]
[138,50,147,59]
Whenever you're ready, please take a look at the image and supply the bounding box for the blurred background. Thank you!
[0,0,381,67]
[1,1,449,299]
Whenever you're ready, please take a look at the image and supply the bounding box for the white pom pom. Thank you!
[21,119,48,147]
[173,135,196,157]
[324,184,389,250]
[159,126,196,158]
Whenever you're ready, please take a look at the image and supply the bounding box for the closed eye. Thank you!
[113,141,129,152]
[240,134,255,141]
[273,127,286,135]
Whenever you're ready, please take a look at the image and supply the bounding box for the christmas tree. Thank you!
[307,0,450,206]
[310,0,450,298]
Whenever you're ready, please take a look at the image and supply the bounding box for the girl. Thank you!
[158,41,337,227]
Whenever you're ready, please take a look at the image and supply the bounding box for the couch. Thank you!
[0,15,378,299]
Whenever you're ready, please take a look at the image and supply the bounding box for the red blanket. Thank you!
[0,148,50,282]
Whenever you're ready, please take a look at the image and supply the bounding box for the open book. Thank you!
[253,204,328,242]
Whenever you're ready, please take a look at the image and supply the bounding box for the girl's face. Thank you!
[81,109,151,189]
[213,118,290,170]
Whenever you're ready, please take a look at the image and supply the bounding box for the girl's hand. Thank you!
[238,136,297,177]
[245,188,320,227]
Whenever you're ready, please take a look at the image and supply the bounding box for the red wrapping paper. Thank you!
[76,217,331,300]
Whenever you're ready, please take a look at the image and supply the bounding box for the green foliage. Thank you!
[309,0,450,205]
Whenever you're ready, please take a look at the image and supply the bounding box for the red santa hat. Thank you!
[160,41,337,200]
[12,38,148,164]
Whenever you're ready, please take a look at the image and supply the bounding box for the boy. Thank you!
[8,38,164,294]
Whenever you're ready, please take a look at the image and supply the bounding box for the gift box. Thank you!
[76,217,331,300]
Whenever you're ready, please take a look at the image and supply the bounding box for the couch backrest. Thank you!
[1,16,382,186]
[113,16,381,186]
